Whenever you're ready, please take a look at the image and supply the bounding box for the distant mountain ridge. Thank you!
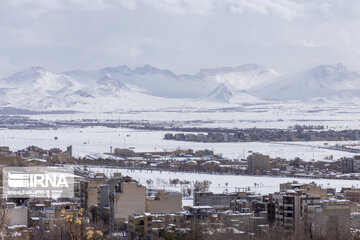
[0,63,359,111]
[206,83,259,103]
[249,63,360,100]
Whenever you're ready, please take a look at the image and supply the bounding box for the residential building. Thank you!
[270,190,320,232]
[110,177,146,225]
[146,190,182,214]
[247,153,270,175]
[280,181,329,200]
[305,200,351,239]
[128,213,153,240]
[354,156,360,172]
[342,188,360,203]
[194,191,248,208]
[113,148,135,158]
[80,173,108,210]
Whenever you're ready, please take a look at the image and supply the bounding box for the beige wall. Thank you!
[82,178,107,209]
[114,182,146,221]
[146,190,182,213]
[88,181,106,208]
[307,187,327,200]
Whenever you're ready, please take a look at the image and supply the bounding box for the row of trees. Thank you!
[146,178,212,197]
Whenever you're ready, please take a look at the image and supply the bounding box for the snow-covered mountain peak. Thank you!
[134,64,176,77]
[3,63,360,111]
[102,65,133,75]
[95,74,131,96]
[1,67,83,93]
[307,63,359,82]
[206,83,260,103]
[197,64,279,91]
[33,71,76,91]
[250,63,360,101]
[206,83,233,102]
[2,66,45,85]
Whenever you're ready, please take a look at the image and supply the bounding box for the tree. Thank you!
[146,179,154,187]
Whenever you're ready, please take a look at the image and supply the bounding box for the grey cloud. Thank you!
[0,0,359,77]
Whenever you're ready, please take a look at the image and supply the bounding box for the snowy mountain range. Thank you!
[249,63,360,101]
[0,63,359,112]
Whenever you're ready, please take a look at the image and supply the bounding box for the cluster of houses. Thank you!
[4,145,360,238]
[3,163,360,239]
[4,144,360,181]
[112,148,215,160]
[0,168,183,239]
[96,148,360,180]
[164,128,360,143]
[247,153,360,180]
[0,145,74,165]
[126,181,360,239]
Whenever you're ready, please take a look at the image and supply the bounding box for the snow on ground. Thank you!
[3,103,360,161]
[27,101,360,130]
[0,126,355,161]
[85,167,360,196]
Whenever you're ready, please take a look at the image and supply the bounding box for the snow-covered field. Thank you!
[2,101,360,162]
[23,97,360,130]
[27,103,360,130]
[85,167,360,196]
[0,126,355,161]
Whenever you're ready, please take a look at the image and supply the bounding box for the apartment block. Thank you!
[343,188,360,202]
[305,200,351,239]
[270,190,320,232]
[353,156,360,172]
[194,191,248,208]
[110,177,146,225]
[80,173,108,210]
[247,153,270,175]
[280,181,329,200]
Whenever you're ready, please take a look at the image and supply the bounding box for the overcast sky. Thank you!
[1,0,360,76]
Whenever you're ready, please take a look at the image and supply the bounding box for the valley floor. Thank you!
[0,125,356,161]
